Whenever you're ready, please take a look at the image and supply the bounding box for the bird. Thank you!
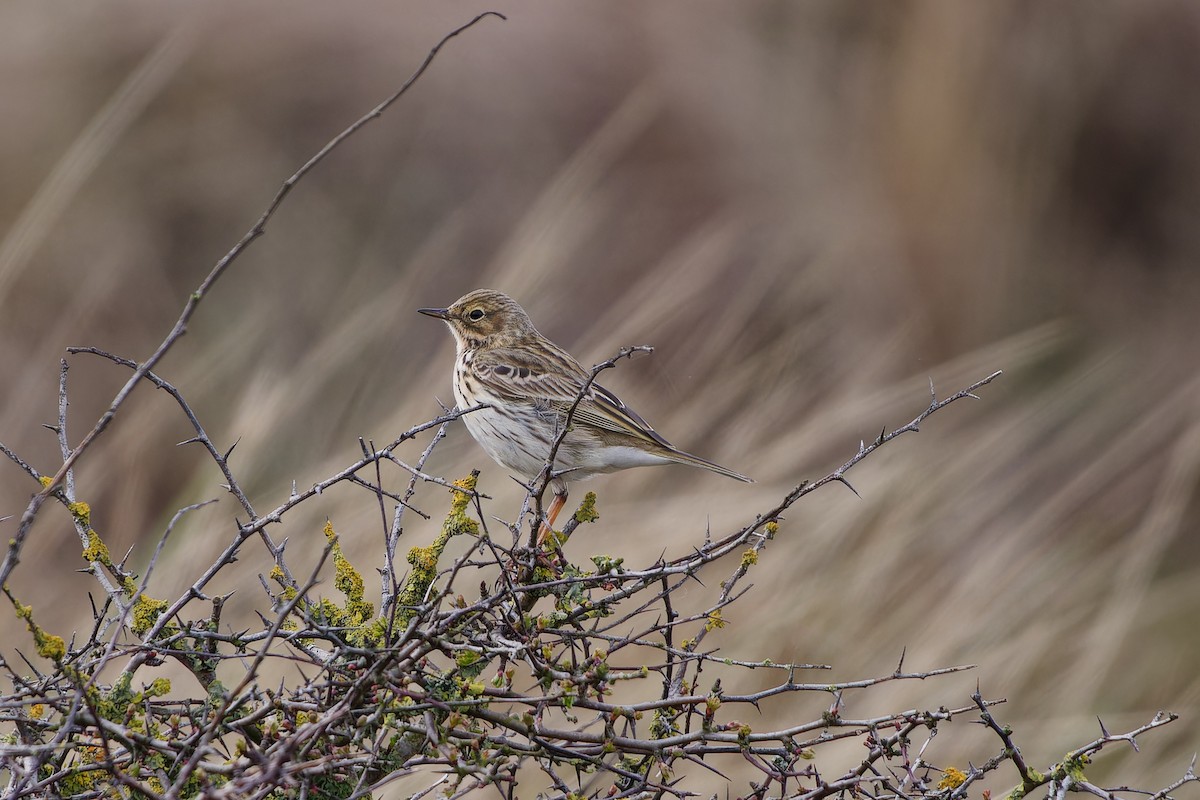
[419,289,752,542]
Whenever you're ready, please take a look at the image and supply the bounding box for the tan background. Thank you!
[2,2,1198,794]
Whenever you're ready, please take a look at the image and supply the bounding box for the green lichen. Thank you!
[396,473,479,626]
[50,746,108,795]
[541,492,600,549]
[105,672,135,715]
[573,492,599,523]
[590,554,623,573]
[455,649,486,679]
[1061,753,1089,780]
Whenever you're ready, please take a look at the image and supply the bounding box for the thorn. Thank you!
[896,646,907,673]
[834,474,861,498]
[1097,716,1110,738]
[966,392,981,400]
[876,426,886,446]
[223,437,241,461]
[177,436,203,447]
[41,424,60,433]
[928,376,937,401]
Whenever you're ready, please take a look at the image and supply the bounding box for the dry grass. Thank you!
[2,2,1199,794]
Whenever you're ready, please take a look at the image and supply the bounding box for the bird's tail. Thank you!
[666,448,754,483]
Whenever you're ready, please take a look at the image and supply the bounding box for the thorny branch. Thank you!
[1,358,1194,797]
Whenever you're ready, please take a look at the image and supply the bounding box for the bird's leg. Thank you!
[536,488,568,546]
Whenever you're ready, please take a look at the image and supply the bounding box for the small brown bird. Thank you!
[419,289,752,539]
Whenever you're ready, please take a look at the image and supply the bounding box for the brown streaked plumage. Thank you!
[419,289,752,539]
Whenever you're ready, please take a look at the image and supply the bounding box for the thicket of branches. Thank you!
[1,14,1195,800]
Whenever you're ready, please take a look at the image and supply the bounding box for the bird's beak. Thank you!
[417,306,450,320]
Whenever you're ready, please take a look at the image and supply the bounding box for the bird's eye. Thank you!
[468,308,485,321]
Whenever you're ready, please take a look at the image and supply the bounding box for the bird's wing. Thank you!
[469,346,589,403]
[585,382,674,449]
[471,347,674,449]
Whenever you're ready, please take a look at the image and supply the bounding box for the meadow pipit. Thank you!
[419,289,752,540]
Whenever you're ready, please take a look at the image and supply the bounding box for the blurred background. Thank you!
[2,1,1199,794]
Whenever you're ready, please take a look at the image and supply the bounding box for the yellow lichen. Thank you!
[10,597,66,662]
[740,548,758,567]
[81,528,112,567]
[38,633,65,662]
[28,703,44,720]
[705,610,727,631]
[449,474,476,515]
[322,521,373,627]
[131,595,169,635]
[68,501,91,527]
[765,520,779,538]
[938,767,967,789]
[38,476,52,488]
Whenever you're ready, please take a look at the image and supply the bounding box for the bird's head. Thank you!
[418,289,538,349]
